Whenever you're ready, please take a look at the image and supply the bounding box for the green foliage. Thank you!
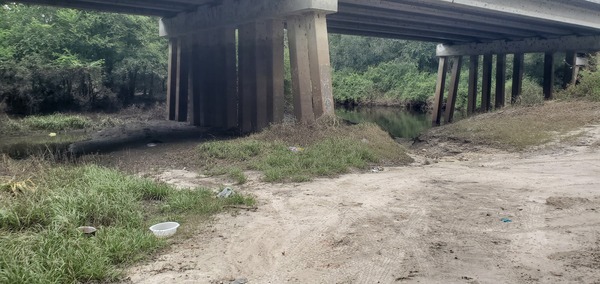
[329,35,437,73]
[333,60,437,107]
[559,54,600,101]
[517,77,545,107]
[0,165,254,283]
[0,4,167,114]
[333,71,376,104]
[19,114,91,131]
[328,35,440,107]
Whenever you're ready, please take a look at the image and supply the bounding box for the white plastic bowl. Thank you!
[149,222,180,238]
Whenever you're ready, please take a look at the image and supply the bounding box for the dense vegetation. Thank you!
[329,35,586,113]
[0,4,166,115]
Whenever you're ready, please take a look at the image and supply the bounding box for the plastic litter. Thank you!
[371,167,384,173]
[77,226,97,236]
[500,218,512,223]
[217,187,234,198]
[149,222,180,238]
[49,133,57,137]
[288,146,304,153]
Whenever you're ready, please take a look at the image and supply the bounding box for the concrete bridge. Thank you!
[9,0,600,129]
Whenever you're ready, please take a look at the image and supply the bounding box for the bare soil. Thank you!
[113,123,600,284]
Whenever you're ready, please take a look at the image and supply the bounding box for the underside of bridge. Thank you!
[8,0,600,130]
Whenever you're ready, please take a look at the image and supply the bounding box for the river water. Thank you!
[336,106,430,139]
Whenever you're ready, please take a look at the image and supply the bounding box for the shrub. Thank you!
[0,59,118,115]
[333,70,377,105]
[559,54,600,101]
[516,77,545,107]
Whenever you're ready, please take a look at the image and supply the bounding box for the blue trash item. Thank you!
[500,218,512,223]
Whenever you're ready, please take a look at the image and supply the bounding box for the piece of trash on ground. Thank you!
[371,167,384,173]
[288,146,304,153]
[77,226,97,236]
[500,218,512,223]
[49,132,57,137]
[230,278,248,284]
[217,187,234,198]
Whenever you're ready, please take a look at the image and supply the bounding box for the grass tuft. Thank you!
[20,114,91,131]
[0,162,254,283]
[198,121,412,182]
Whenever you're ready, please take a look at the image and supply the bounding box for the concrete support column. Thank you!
[564,51,577,88]
[288,14,315,123]
[495,54,507,109]
[239,20,285,132]
[307,12,334,117]
[175,36,190,122]
[467,55,479,115]
[481,54,493,112]
[444,56,462,124]
[544,52,555,100]
[238,23,258,133]
[266,20,286,125]
[222,27,239,129]
[167,38,178,121]
[432,57,448,126]
[188,33,204,126]
[288,11,335,123]
[512,53,525,104]
[161,0,337,130]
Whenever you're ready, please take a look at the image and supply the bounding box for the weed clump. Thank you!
[198,120,412,182]
[21,114,91,131]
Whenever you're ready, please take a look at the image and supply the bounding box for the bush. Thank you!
[332,60,437,107]
[516,77,545,107]
[0,59,118,115]
[333,70,377,105]
[559,54,600,101]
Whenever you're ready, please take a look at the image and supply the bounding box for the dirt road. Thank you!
[125,127,600,284]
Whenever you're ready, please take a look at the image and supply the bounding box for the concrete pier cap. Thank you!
[159,0,338,37]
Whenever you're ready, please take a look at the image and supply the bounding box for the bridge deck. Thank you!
[10,0,600,44]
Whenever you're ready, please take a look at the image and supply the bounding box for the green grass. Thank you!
[198,122,412,182]
[0,164,254,283]
[0,113,127,135]
[21,114,91,131]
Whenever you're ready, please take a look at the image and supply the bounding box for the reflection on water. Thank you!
[0,132,89,159]
[336,107,430,138]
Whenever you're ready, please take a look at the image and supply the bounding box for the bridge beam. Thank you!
[159,0,338,37]
[434,0,600,31]
[437,35,600,57]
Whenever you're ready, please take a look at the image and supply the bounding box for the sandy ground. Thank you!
[122,126,600,284]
